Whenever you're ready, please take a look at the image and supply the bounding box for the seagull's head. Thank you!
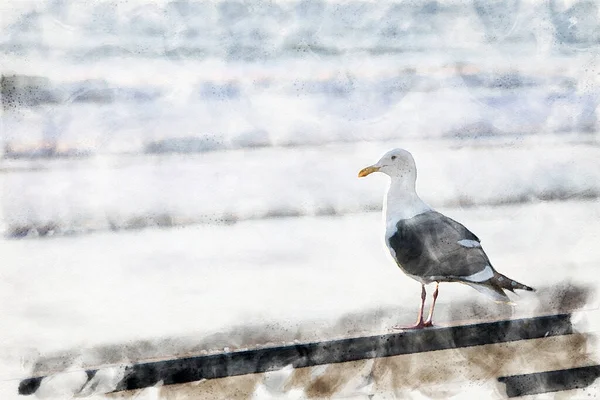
[358,148,417,181]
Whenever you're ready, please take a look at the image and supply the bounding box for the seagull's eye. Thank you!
[391,156,397,160]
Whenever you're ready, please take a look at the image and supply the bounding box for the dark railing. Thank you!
[19,313,576,396]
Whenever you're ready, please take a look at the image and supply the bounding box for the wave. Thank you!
[2,0,599,62]
[2,142,599,238]
[5,193,599,239]
[1,65,596,161]
[1,68,571,109]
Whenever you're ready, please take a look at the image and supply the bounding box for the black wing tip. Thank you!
[515,282,535,292]
[514,283,535,292]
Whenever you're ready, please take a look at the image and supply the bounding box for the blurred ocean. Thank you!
[1,0,599,236]
[1,2,600,398]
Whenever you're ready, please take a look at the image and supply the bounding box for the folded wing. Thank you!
[388,211,534,302]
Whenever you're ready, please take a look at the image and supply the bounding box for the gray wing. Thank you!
[388,211,493,282]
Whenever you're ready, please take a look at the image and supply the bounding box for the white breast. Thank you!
[381,180,433,284]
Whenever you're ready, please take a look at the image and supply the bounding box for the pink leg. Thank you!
[424,282,439,327]
[393,284,428,330]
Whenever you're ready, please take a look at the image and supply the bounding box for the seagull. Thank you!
[358,148,534,330]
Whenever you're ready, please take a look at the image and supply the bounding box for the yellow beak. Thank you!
[358,165,380,178]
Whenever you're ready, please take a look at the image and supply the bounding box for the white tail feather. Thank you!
[463,282,514,304]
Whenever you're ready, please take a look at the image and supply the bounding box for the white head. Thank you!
[359,148,430,220]
[358,148,417,184]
